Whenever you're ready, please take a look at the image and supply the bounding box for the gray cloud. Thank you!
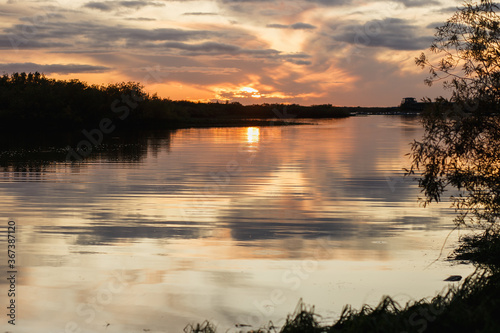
[0,14,301,67]
[332,18,434,51]
[84,1,113,11]
[120,0,164,8]
[436,6,461,13]
[183,12,218,16]
[291,22,317,30]
[426,21,443,29]
[288,59,312,65]
[215,0,349,23]
[0,35,71,50]
[115,27,213,42]
[219,0,349,5]
[267,22,316,30]
[0,62,111,74]
[217,0,438,11]
[83,1,165,12]
[162,41,287,58]
[218,0,272,2]
[164,41,241,54]
[222,0,435,6]
[284,52,310,59]
[395,0,440,7]
[304,0,350,5]
[126,17,157,21]
[267,23,288,28]
[158,40,313,65]
[0,20,217,50]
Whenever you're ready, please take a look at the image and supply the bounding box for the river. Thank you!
[0,116,474,332]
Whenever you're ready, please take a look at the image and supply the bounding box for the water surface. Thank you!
[0,116,473,332]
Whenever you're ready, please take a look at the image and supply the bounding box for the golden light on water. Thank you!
[2,117,478,332]
[246,127,260,143]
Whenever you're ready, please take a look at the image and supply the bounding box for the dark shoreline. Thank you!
[0,72,414,137]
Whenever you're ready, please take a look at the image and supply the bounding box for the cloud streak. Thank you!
[83,1,165,12]
[0,62,111,74]
[267,22,316,30]
[331,18,434,51]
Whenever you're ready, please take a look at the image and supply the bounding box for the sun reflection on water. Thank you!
[246,127,260,143]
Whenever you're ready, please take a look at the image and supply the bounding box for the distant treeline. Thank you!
[0,72,359,131]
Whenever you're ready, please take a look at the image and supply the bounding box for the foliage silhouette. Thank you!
[0,72,353,132]
[411,0,500,232]
[416,0,500,110]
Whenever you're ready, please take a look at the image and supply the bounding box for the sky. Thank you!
[0,0,459,106]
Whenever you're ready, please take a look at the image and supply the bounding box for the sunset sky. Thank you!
[0,0,459,106]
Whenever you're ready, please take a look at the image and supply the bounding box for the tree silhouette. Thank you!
[410,0,500,232]
[416,0,500,110]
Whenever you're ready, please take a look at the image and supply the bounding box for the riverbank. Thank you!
[186,231,500,332]
[0,72,351,133]
[0,72,416,135]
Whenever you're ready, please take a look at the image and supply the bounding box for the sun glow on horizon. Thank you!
[240,86,261,98]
